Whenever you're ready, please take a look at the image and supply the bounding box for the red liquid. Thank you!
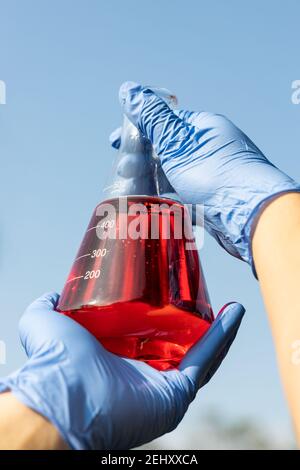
[58,196,214,370]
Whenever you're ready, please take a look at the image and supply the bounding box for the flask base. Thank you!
[60,301,212,371]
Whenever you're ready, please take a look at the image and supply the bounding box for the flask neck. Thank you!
[104,88,180,200]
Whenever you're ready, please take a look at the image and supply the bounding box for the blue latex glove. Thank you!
[0,293,244,450]
[114,82,300,272]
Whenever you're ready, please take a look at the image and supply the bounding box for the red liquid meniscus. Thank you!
[58,196,214,370]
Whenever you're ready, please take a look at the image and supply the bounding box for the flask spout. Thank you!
[104,87,179,200]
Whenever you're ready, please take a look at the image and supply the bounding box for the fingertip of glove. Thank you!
[25,291,60,315]
[119,81,141,105]
[39,291,60,308]
[109,127,122,149]
[219,301,245,314]
[216,302,245,332]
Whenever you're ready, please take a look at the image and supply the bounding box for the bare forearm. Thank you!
[0,392,68,450]
[253,192,300,442]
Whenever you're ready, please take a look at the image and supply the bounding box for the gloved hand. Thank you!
[113,82,300,273]
[0,292,244,450]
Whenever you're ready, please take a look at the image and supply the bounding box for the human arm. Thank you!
[0,392,67,450]
[252,192,300,441]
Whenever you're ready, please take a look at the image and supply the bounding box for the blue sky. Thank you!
[0,0,299,446]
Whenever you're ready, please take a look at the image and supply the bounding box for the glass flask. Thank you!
[58,88,214,370]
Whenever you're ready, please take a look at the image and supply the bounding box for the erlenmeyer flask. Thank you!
[58,88,214,370]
